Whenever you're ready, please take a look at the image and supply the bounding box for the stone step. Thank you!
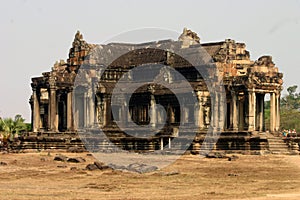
[267,136,292,154]
[268,144,287,147]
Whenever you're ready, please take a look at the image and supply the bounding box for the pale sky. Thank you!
[0,0,300,122]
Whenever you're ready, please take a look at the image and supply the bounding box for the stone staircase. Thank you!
[14,132,85,152]
[267,132,297,154]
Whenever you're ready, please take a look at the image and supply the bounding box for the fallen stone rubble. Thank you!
[204,152,239,161]
[86,161,158,174]
[54,154,86,163]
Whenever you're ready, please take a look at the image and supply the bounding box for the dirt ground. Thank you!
[1,151,300,200]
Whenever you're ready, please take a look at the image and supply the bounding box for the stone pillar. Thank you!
[213,93,219,130]
[218,93,225,131]
[160,137,164,150]
[258,94,265,132]
[238,96,244,131]
[275,93,280,132]
[102,96,107,127]
[232,91,239,131]
[150,93,156,128]
[203,97,210,127]
[67,88,74,131]
[120,96,128,127]
[168,105,175,124]
[270,92,276,132]
[49,86,58,132]
[196,93,205,129]
[168,137,171,149]
[32,88,40,132]
[248,91,256,131]
[88,88,95,127]
[199,101,204,129]
[83,92,87,127]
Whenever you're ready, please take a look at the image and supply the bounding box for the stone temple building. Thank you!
[29,29,284,153]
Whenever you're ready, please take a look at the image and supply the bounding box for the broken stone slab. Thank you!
[94,161,110,170]
[107,163,127,171]
[54,154,68,162]
[86,162,158,173]
[126,163,158,174]
[86,164,99,171]
[67,157,86,163]
[205,152,227,159]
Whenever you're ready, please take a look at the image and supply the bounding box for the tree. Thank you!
[279,85,300,131]
[0,114,27,142]
[281,85,300,111]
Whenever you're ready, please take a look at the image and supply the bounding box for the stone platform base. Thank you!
[2,130,299,155]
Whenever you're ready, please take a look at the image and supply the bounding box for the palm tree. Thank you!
[0,115,27,145]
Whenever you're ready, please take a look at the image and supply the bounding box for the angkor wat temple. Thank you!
[28,28,290,154]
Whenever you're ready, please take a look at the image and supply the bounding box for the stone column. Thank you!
[120,95,128,127]
[238,96,244,131]
[82,92,87,127]
[218,93,226,131]
[103,96,109,127]
[203,97,210,127]
[258,94,265,132]
[248,91,256,131]
[196,92,205,129]
[169,105,175,124]
[270,92,276,132]
[49,86,58,132]
[32,88,40,132]
[213,93,219,130]
[232,91,239,131]
[275,92,280,132]
[88,88,95,127]
[150,93,156,128]
[67,88,74,131]
[199,101,204,129]
[160,137,164,150]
